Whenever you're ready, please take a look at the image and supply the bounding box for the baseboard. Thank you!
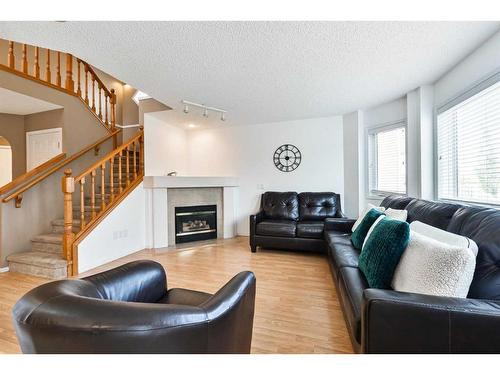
[0,267,9,273]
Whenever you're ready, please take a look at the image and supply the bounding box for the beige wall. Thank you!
[0,113,26,178]
[24,108,64,132]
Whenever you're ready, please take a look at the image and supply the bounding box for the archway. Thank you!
[0,136,13,187]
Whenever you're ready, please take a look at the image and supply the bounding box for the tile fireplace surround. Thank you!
[143,176,239,248]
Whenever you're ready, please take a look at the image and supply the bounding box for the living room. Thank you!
[1,1,500,373]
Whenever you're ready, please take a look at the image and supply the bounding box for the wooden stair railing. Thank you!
[62,130,144,276]
[1,39,117,135]
[2,131,120,207]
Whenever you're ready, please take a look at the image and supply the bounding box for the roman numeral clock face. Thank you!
[273,144,302,172]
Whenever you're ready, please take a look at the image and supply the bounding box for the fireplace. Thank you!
[175,205,217,244]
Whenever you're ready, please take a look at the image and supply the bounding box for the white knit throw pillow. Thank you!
[385,208,408,222]
[392,231,476,298]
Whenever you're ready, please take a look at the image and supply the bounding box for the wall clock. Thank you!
[273,144,302,172]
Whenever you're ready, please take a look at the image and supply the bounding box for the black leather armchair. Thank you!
[12,260,256,354]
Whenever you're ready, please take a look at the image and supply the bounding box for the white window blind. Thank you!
[368,124,406,195]
[437,80,500,206]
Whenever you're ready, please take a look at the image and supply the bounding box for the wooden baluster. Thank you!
[100,163,106,211]
[80,177,86,230]
[34,47,40,78]
[118,150,123,193]
[91,75,96,112]
[104,92,109,126]
[126,145,130,186]
[133,141,137,180]
[77,60,82,97]
[45,49,51,83]
[8,41,15,68]
[62,169,75,277]
[90,170,96,219]
[56,52,61,86]
[109,158,114,200]
[84,65,89,104]
[98,84,103,120]
[22,44,28,74]
[66,53,74,92]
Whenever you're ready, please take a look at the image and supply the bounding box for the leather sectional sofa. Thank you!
[251,192,500,353]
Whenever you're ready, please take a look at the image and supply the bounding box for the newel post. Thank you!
[62,169,75,276]
[111,88,117,148]
[139,126,144,175]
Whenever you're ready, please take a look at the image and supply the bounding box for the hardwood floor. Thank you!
[0,237,353,354]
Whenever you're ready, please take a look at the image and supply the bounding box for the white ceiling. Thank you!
[0,21,499,126]
[0,87,62,115]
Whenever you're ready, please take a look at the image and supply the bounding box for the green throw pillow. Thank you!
[351,208,386,249]
[358,217,410,289]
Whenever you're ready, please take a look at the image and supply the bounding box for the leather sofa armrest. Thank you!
[324,218,356,233]
[362,288,500,353]
[249,211,264,251]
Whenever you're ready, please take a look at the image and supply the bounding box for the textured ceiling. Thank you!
[0,21,499,126]
[0,87,62,115]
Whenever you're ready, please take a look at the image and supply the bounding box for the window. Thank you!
[437,80,500,206]
[368,124,407,195]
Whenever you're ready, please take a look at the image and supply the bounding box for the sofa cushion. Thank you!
[359,217,410,289]
[325,233,360,269]
[405,199,462,230]
[261,192,299,220]
[297,221,324,239]
[351,209,386,249]
[256,220,296,238]
[298,192,341,220]
[380,195,414,210]
[338,267,368,344]
[447,206,500,299]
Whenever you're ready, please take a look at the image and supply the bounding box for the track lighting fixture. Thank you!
[181,100,227,122]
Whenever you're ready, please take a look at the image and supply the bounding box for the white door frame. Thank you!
[26,127,63,171]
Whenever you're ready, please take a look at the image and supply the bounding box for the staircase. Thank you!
[6,139,144,279]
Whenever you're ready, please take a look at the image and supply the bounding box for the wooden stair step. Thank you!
[31,233,63,254]
[51,219,81,234]
[7,251,67,279]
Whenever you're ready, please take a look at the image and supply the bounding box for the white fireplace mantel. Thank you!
[144,176,239,249]
[143,176,239,189]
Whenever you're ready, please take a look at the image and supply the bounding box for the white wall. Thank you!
[434,30,500,108]
[187,116,344,235]
[77,183,146,273]
[0,145,12,186]
[144,113,188,176]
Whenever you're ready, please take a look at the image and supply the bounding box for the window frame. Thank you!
[366,120,408,198]
[434,69,500,208]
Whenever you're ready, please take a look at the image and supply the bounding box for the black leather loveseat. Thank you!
[326,195,500,353]
[12,260,256,353]
[250,191,348,253]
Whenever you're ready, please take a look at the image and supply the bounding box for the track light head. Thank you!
[203,108,208,117]
[183,104,189,114]
[221,113,226,121]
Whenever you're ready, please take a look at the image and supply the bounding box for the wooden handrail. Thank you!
[2,130,120,205]
[0,38,116,133]
[74,131,142,181]
[63,129,144,275]
[0,152,66,195]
